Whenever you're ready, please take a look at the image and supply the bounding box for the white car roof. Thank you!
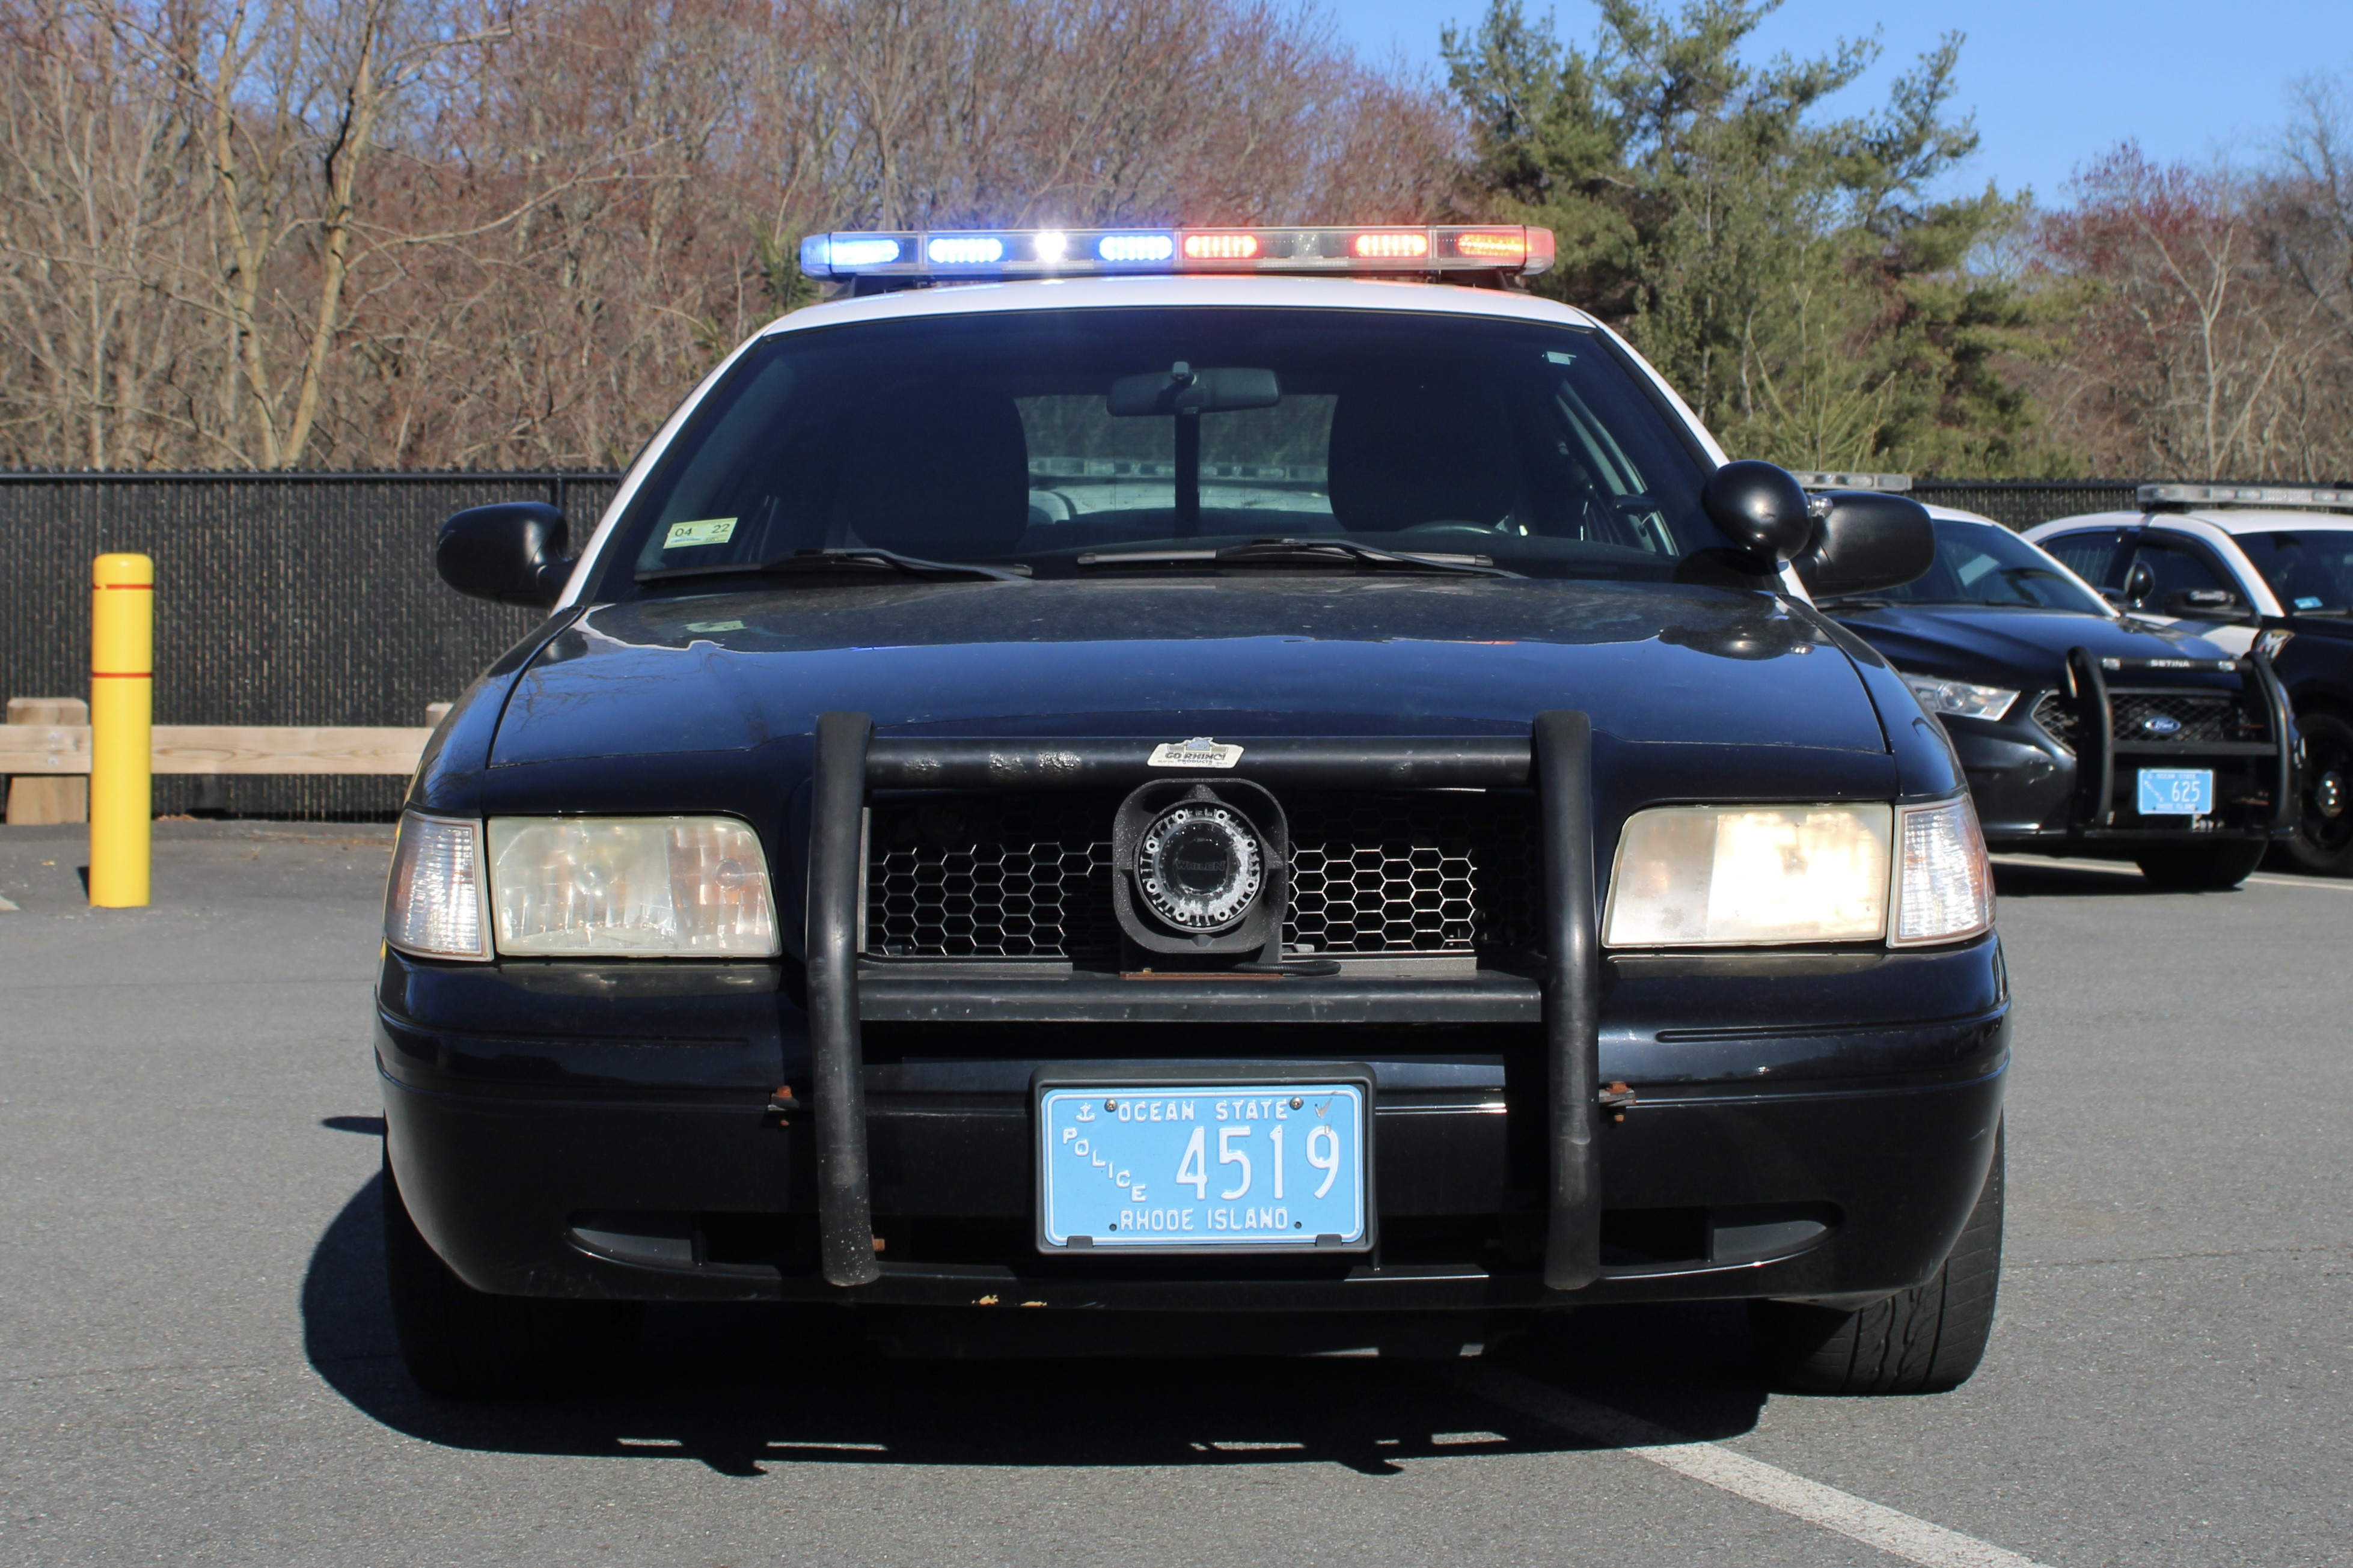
[759,273,1605,335]
[2029,507,2353,536]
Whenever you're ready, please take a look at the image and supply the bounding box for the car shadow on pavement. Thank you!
[304,1171,1770,1477]
[1991,860,2161,898]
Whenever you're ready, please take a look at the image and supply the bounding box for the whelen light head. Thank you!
[2138,483,2353,513]
[798,225,1555,281]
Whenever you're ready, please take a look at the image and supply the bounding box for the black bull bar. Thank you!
[804,712,1602,1294]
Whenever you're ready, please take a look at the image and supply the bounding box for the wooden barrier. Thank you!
[1,723,432,775]
[5,698,90,825]
[3,697,440,823]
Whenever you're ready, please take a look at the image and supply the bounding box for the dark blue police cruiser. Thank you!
[1808,482,2295,890]
[381,225,2006,1397]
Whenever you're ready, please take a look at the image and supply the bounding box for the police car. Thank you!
[2028,486,2353,874]
[1808,475,2292,889]
[382,224,2006,1396]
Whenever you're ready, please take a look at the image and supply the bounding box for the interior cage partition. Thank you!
[801,721,1604,1292]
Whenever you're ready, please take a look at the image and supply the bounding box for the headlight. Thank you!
[1604,804,1892,946]
[385,812,491,960]
[1891,797,1993,946]
[488,816,779,957]
[1902,673,2019,722]
[1603,797,1994,949]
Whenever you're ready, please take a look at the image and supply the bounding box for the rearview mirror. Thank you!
[1793,490,1935,599]
[436,501,574,608]
[1108,362,1281,416]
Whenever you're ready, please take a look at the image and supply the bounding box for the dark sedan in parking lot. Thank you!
[1822,508,2293,889]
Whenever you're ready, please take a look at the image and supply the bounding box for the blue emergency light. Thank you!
[799,225,1555,280]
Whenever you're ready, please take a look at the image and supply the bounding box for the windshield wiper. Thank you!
[637,548,1029,585]
[1076,538,1520,579]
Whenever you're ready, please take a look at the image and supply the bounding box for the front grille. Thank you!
[867,793,1123,959]
[2031,692,2081,748]
[864,789,1540,960]
[2108,691,2263,745]
[2031,689,2266,748]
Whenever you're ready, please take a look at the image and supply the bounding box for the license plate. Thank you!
[1036,1080,1368,1251]
[2138,767,2214,816]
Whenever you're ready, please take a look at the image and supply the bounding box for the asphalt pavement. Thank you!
[0,822,2346,1567]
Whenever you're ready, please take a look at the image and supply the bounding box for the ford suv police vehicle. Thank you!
[382,225,2005,1397]
[2031,486,2353,874]
[1809,477,2291,889]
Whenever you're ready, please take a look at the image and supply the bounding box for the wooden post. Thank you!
[4,698,91,824]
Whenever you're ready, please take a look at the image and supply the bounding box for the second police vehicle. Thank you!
[2030,486,2353,876]
[381,222,2007,1396]
[1807,475,2293,890]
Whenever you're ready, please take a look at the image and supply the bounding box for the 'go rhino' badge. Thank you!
[1148,737,1244,769]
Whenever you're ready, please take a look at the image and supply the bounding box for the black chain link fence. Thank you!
[0,473,2139,820]
[0,472,621,818]
[1911,480,2141,529]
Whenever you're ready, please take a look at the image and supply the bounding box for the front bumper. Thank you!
[1954,650,2295,847]
[378,936,2009,1313]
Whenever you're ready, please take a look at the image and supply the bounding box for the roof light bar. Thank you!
[798,225,1556,280]
[2139,483,2353,513]
[1790,471,1914,493]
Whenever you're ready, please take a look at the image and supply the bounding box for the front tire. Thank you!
[1749,1125,2003,1396]
[2283,712,2353,875]
[2134,840,2266,889]
[382,1149,641,1399]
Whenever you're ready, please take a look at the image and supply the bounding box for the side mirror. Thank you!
[1700,461,1814,562]
[1793,490,1936,598]
[436,502,574,608]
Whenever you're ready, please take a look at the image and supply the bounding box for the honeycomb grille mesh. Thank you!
[2031,692,2081,748]
[2108,691,2259,744]
[863,790,1540,959]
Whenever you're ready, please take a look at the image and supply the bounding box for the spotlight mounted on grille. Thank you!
[1112,781,1287,959]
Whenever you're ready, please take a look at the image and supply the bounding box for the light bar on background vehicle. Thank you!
[2140,483,2353,513]
[1789,471,1914,492]
[799,225,1556,279]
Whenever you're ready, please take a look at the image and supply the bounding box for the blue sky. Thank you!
[1322,1,2353,203]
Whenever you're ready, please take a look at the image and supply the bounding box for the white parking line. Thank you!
[1451,1365,2051,1568]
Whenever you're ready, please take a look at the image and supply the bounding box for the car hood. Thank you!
[1824,603,2234,690]
[491,577,1888,765]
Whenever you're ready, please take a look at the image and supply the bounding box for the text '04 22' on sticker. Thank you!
[663,517,738,549]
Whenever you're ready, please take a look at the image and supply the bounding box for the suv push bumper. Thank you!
[1966,648,2296,846]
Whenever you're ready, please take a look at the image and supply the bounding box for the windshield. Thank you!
[2234,529,2353,613]
[1837,517,2109,614]
[595,307,1733,594]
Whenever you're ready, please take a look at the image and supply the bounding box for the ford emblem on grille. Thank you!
[2143,713,2183,736]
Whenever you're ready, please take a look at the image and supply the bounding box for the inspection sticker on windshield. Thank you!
[2138,768,2214,816]
[1037,1082,1366,1251]
[1149,737,1243,769]
[662,517,737,549]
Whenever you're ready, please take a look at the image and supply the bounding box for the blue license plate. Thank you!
[1037,1081,1368,1251]
[2137,767,2214,816]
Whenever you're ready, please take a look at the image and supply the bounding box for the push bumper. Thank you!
[1961,648,2295,846]
[378,940,2009,1314]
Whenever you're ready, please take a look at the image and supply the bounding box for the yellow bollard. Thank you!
[88,552,153,908]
